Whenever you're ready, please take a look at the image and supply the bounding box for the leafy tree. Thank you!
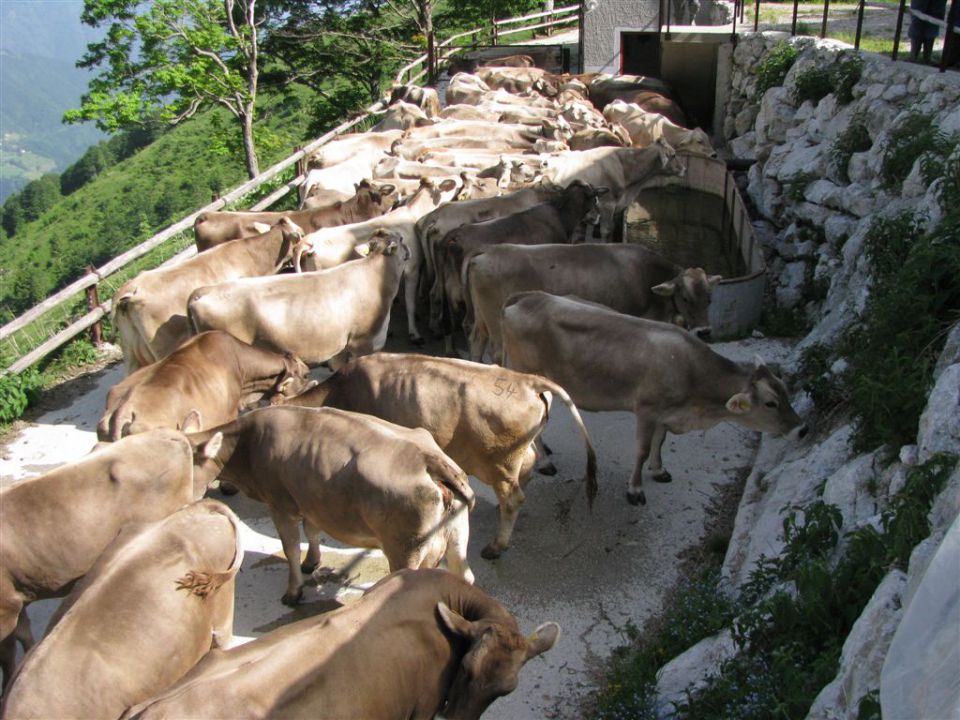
[1,174,62,236]
[65,0,272,178]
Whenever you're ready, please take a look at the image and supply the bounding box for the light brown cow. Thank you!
[97,331,313,441]
[603,99,714,156]
[0,430,203,688]
[482,53,537,67]
[464,243,721,363]
[370,100,434,132]
[122,569,559,720]
[389,84,442,118]
[2,500,242,719]
[187,233,406,369]
[501,292,807,505]
[445,72,492,105]
[280,352,597,559]
[192,180,397,252]
[476,66,558,96]
[188,406,475,605]
[540,142,686,241]
[113,217,308,373]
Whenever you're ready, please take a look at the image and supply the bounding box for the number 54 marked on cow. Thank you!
[493,378,519,399]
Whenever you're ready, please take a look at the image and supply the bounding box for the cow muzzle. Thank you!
[693,326,712,340]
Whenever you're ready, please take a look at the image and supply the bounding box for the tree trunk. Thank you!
[240,109,259,178]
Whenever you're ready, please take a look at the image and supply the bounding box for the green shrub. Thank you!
[756,42,799,97]
[0,368,46,424]
[798,343,849,417]
[761,304,809,338]
[880,113,943,190]
[846,212,960,452]
[832,53,863,105]
[831,121,872,183]
[920,134,960,212]
[792,64,833,106]
[782,170,819,202]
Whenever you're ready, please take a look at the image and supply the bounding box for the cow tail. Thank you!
[532,377,598,508]
[175,503,245,599]
[427,454,476,512]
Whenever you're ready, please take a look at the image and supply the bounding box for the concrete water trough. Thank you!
[626,153,765,339]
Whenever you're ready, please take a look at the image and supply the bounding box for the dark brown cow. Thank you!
[0,430,203,688]
[501,292,807,506]
[188,406,475,605]
[3,500,242,719]
[123,569,560,720]
[193,180,397,252]
[280,352,597,559]
[97,331,313,441]
[464,243,721,363]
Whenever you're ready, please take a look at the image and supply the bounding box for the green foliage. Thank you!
[846,212,960,452]
[782,170,818,201]
[798,343,849,417]
[760,304,809,338]
[792,64,832,106]
[919,133,960,212]
[0,368,46,424]
[830,120,871,183]
[831,53,863,105]
[755,42,799,97]
[880,112,942,191]
[592,569,737,720]
[2,174,63,236]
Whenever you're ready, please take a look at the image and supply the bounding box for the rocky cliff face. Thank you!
[652,34,960,719]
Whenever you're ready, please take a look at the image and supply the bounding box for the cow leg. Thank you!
[301,520,322,575]
[647,423,672,483]
[271,511,306,607]
[534,437,557,476]
[443,501,475,584]
[626,418,656,506]
[0,603,28,692]
[482,477,526,560]
[403,267,425,345]
[467,316,488,363]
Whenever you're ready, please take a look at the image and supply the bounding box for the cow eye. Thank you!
[765,400,779,409]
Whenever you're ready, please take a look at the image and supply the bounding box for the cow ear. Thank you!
[651,281,676,297]
[252,222,272,235]
[437,602,476,639]
[379,184,396,196]
[526,622,561,660]
[277,377,294,394]
[439,178,458,192]
[595,185,611,197]
[201,432,224,460]
[180,409,202,434]
[725,393,752,414]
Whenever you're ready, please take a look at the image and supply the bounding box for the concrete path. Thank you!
[0,331,794,718]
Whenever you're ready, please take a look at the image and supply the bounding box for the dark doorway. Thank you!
[621,32,661,75]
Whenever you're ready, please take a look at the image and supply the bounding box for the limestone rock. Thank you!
[755,87,796,145]
[776,260,809,308]
[933,323,960,379]
[917,365,960,463]
[654,630,737,718]
[839,183,875,217]
[807,571,908,720]
[822,449,887,531]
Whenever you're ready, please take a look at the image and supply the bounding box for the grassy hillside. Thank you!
[0,85,319,322]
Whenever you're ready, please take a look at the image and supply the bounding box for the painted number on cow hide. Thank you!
[493,378,519,399]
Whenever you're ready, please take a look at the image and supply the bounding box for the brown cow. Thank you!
[501,292,807,505]
[0,430,203,688]
[280,352,597,559]
[389,84,442,118]
[122,569,559,720]
[193,180,397,252]
[437,181,606,344]
[97,331,313,441]
[188,406,475,605]
[187,232,406,369]
[464,243,721,363]
[113,217,308,373]
[2,500,242,719]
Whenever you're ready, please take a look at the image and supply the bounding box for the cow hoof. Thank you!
[281,590,303,607]
[538,462,558,476]
[481,544,504,560]
[626,490,647,506]
[651,470,673,484]
[218,482,239,497]
[301,561,319,575]
[410,335,425,346]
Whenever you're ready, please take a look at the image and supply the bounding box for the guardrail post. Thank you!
[294,145,305,178]
[791,0,800,34]
[492,17,499,44]
[821,0,831,37]
[854,0,866,48]
[754,0,760,31]
[84,266,103,347]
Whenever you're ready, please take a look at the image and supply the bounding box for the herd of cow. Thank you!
[0,58,808,718]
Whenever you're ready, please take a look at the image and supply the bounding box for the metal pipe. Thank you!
[821,0,831,38]
[941,0,960,71]
[791,0,800,35]
[754,0,761,32]
[855,0,866,48]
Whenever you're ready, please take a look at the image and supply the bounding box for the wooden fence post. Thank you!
[854,0,866,48]
[892,0,908,58]
[427,30,437,85]
[294,145,305,178]
[492,17,499,44]
[84,266,102,347]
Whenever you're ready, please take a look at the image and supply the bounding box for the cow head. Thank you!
[274,217,311,273]
[559,180,608,227]
[436,603,560,720]
[272,353,315,400]
[358,229,409,262]
[654,137,687,179]
[651,268,721,338]
[725,360,808,438]
[190,431,226,494]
